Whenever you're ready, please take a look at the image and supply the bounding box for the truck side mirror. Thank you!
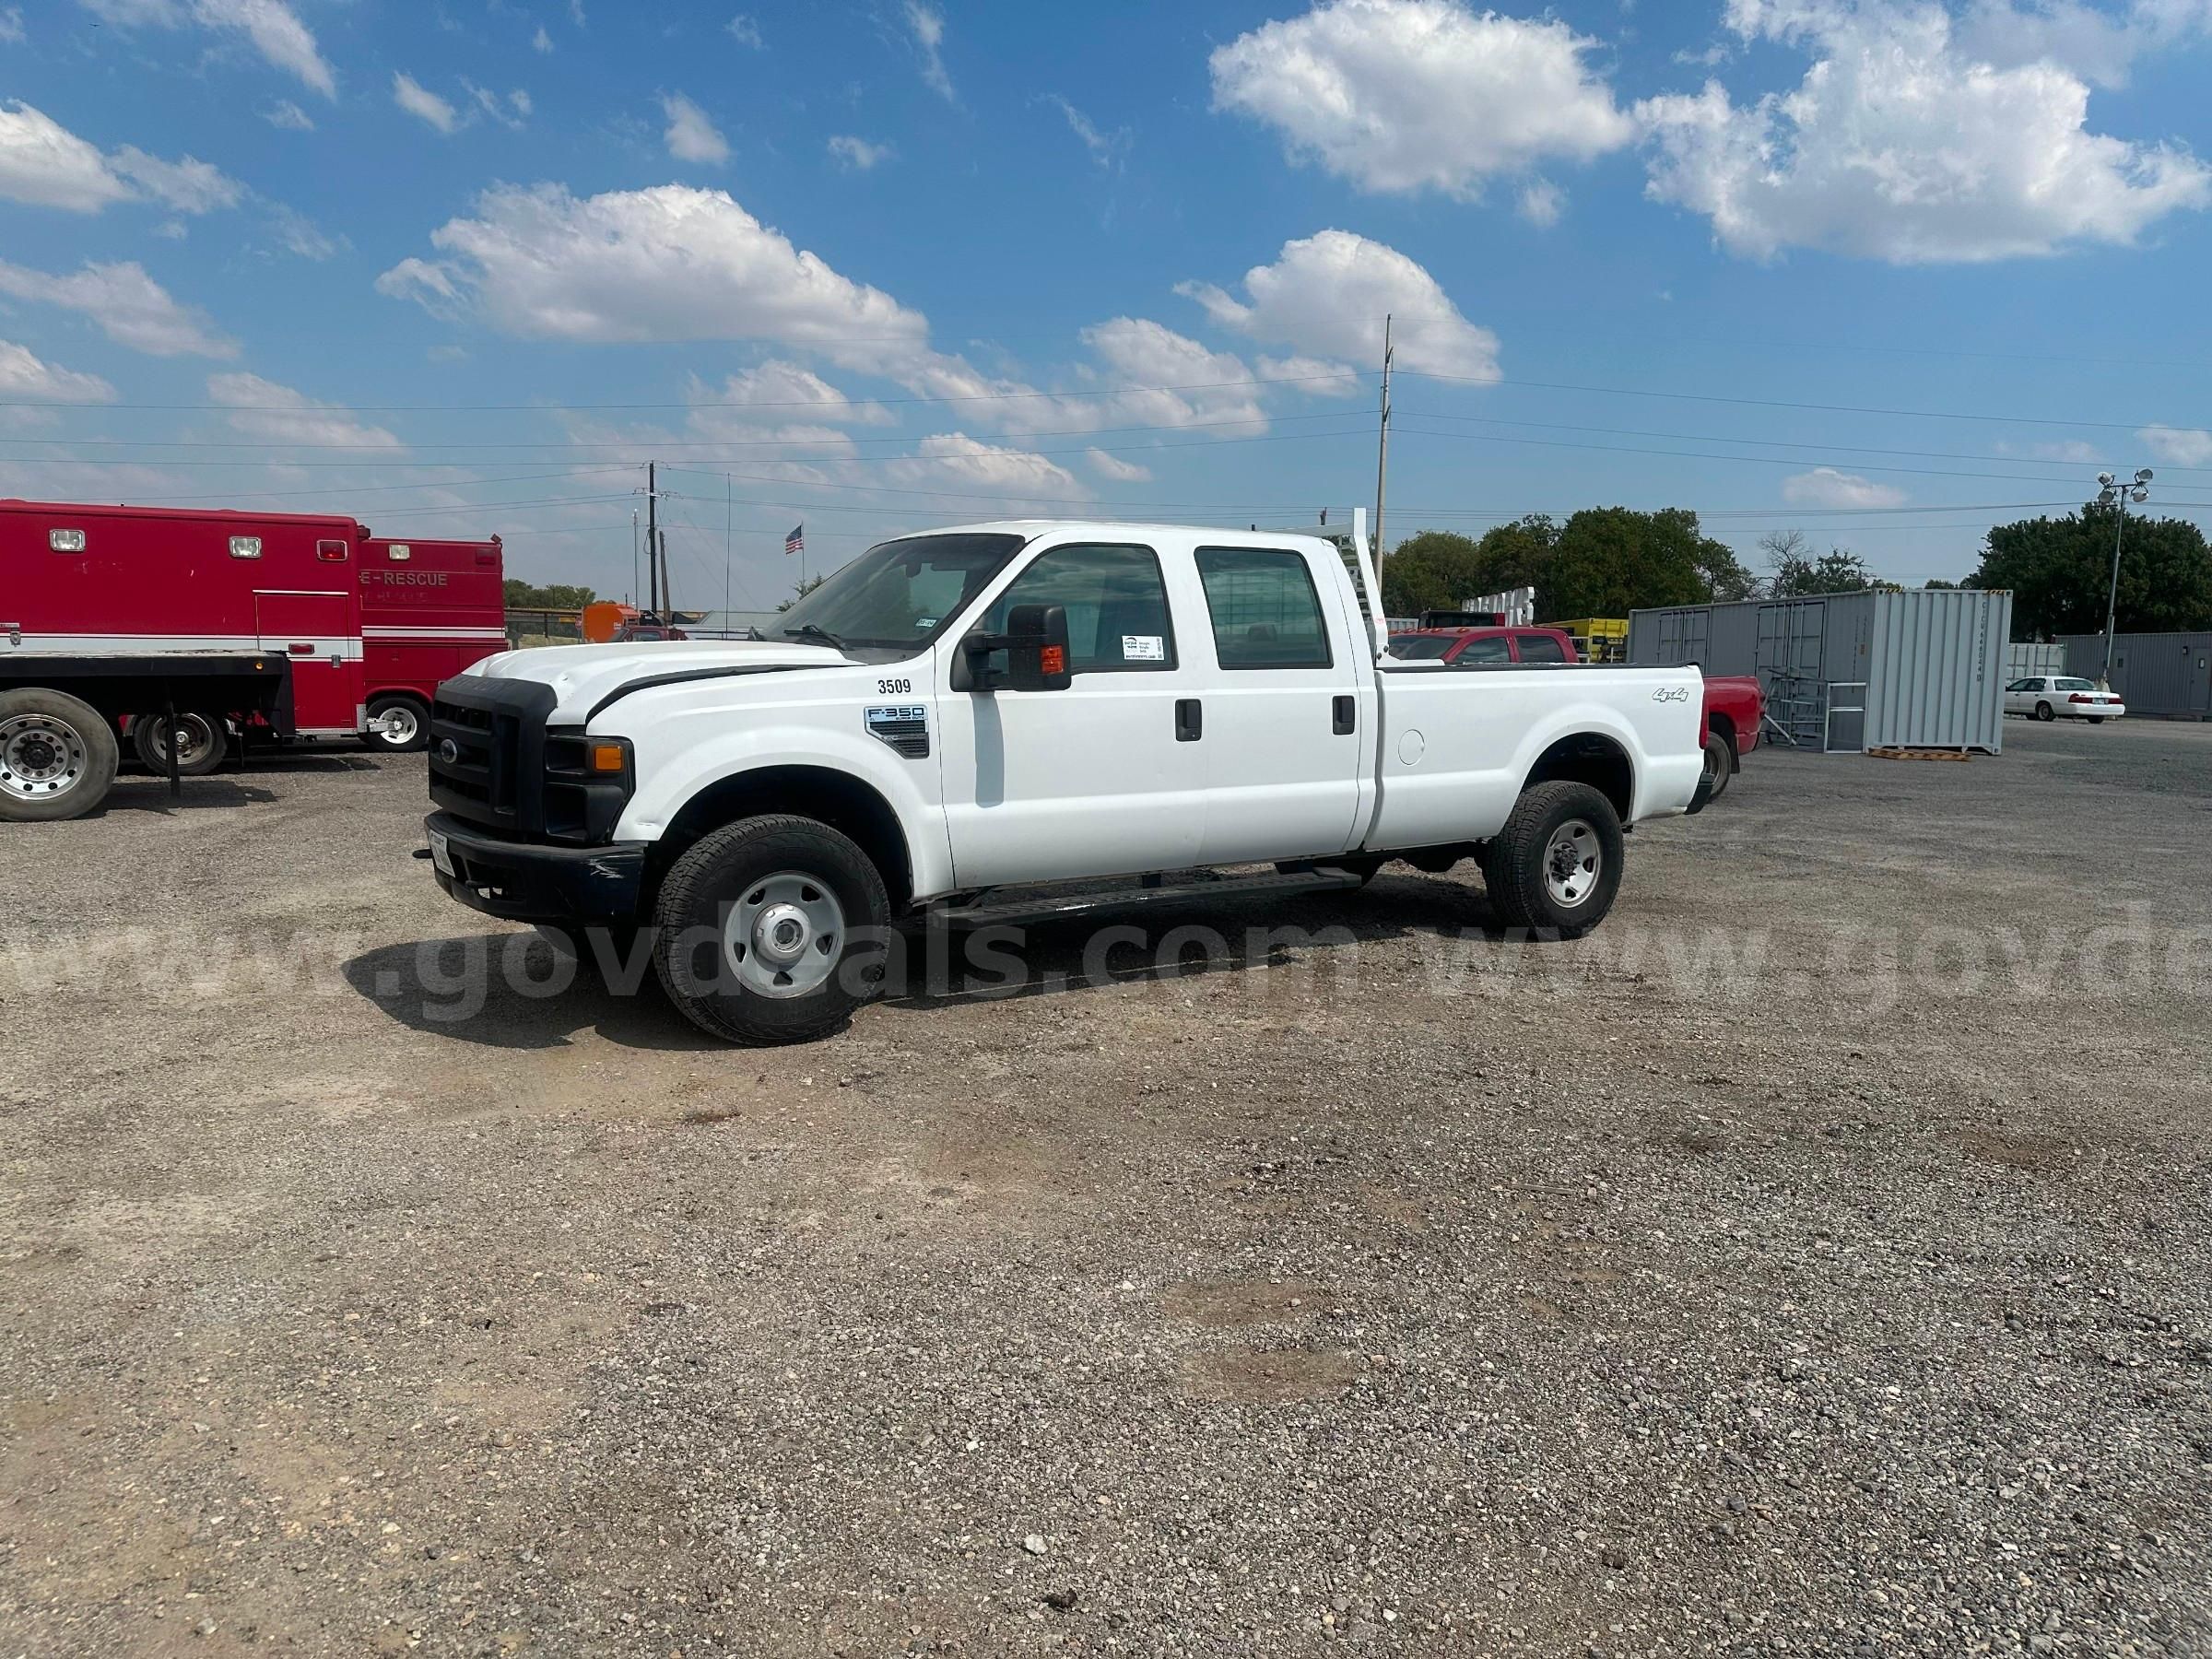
[958,603,1073,692]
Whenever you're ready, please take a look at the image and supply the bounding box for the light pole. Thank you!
[2094,467,2152,688]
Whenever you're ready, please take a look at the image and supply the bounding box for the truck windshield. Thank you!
[775,533,1027,658]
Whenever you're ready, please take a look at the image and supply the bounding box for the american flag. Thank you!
[784,524,805,558]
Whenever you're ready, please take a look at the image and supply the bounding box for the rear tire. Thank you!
[1700,731,1734,802]
[2035,700,2055,722]
[2087,715,2105,725]
[366,693,430,753]
[131,711,229,777]
[652,814,890,1045]
[1479,780,1625,937]
[0,688,120,823]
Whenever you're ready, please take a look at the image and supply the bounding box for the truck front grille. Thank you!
[428,677,558,836]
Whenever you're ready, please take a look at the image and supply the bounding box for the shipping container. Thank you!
[1629,587,2011,753]
[2006,642,2067,679]
[2057,630,2212,720]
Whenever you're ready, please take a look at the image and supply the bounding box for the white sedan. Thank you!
[2005,676,2125,723]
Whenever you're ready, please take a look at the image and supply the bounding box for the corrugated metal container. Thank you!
[2006,642,2067,678]
[2058,630,2212,719]
[1630,587,2012,752]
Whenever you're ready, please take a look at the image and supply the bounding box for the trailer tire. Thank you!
[0,688,120,823]
[365,693,431,753]
[130,711,229,777]
[1700,731,1734,802]
[1479,780,1624,938]
[651,814,890,1045]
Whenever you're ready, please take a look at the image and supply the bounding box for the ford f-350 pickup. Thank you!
[422,512,1709,1044]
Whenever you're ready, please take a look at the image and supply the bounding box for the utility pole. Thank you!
[724,475,733,627]
[630,508,640,607]
[645,461,661,619]
[2095,467,2153,687]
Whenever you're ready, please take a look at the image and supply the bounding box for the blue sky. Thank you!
[5,0,2212,607]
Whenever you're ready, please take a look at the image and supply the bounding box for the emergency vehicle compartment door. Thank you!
[255,590,362,735]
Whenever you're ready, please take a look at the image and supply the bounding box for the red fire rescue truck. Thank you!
[1,499,504,822]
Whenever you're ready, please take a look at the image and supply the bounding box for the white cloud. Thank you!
[394,73,461,135]
[1178,229,1500,382]
[696,361,895,426]
[0,101,133,211]
[2025,438,2103,464]
[904,1,954,101]
[1782,466,1907,508]
[2138,424,2212,465]
[1209,0,1634,198]
[888,434,1088,500]
[1953,0,2212,90]
[1061,317,1271,431]
[1044,95,1128,170]
[1517,179,1564,227]
[80,0,335,98]
[661,93,730,164]
[0,259,237,357]
[206,371,403,449]
[375,255,463,313]
[263,98,314,130]
[1085,447,1152,483]
[111,146,243,212]
[465,82,532,129]
[0,339,115,404]
[1638,0,2212,263]
[828,134,893,170]
[0,103,241,215]
[726,13,761,47]
[533,25,553,53]
[268,203,340,260]
[1254,353,1362,397]
[0,8,23,42]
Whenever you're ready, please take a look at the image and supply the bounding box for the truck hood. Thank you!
[459,638,849,723]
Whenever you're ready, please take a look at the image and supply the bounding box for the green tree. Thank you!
[1545,507,1742,618]
[776,573,828,613]
[1969,505,2212,638]
[1377,530,1494,618]
[1761,529,1885,596]
[503,579,596,612]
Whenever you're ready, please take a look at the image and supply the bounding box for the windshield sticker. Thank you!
[1122,634,1166,662]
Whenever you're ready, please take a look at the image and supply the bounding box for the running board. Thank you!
[929,868,1366,929]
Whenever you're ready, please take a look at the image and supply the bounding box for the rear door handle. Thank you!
[1175,698,1203,742]
[1332,694,1355,735]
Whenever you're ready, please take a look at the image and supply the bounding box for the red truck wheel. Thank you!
[366,694,430,753]
[131,712,229,777]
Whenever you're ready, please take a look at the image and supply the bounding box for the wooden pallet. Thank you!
[1866,747,1971,761]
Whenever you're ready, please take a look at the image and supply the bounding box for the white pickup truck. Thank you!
[423,513,1708,1043]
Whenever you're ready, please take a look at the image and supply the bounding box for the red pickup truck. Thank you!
[1389,626,1763,801]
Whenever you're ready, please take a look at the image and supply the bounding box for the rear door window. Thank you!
[1515,632,1567,664]
[1451,635,1512,665]
[1194,547,1332,669]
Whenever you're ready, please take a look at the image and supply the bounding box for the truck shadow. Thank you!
[99,778,281,813]
[340,933,725,1053]
[342,871,1515,1049]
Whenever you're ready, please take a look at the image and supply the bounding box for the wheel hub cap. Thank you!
[724,872,846,999]
[1543,818,1601,909]
[1,715,88,800]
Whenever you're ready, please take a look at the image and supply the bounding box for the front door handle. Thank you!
[1175,698,1203,742]
[1333,694,1355,735]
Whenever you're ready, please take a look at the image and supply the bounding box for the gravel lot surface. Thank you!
[5,719,2211,1657]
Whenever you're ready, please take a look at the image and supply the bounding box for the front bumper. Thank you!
[425,810,647,924]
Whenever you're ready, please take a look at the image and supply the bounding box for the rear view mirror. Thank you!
[959,602,1072,691]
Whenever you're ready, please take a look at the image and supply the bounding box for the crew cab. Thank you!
[421,515,1709,1045]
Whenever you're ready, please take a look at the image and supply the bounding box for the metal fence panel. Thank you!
[2006,642,2067,679]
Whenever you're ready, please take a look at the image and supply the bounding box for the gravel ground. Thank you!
[4,719,2210,1658]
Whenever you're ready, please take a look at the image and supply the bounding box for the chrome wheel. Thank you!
[1543,818,1602,910]
[722,870,847,999]
[0,712,90,804]
[370,701,422,747]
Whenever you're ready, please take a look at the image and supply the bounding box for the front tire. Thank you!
[1479,781,1625,937]
[365,693,430,753]
[2035,700,2055,722]
[1700,731,1734,802]
[652,815,890,1045]
[131,711,229,777]
[0,688,120,822]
